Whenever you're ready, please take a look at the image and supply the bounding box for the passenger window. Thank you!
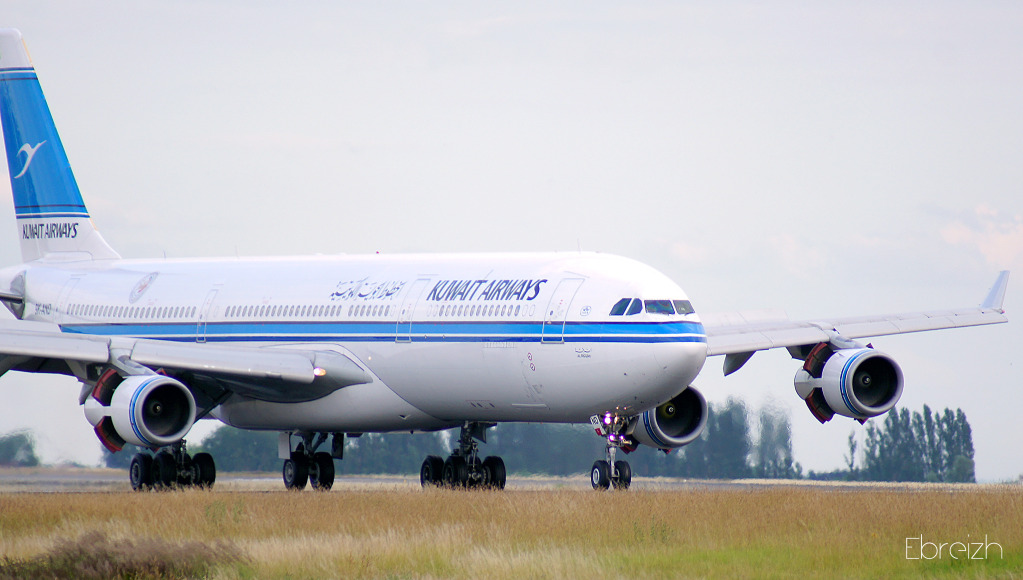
[609,298,631,316]
[626,299,643,315]
[645,300,674,315]
[673,300,695,315]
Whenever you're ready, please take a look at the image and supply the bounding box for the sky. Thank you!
[0,1,1021,481]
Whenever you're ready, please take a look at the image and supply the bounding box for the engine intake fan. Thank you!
[84,373,196,450]
[630,386,708,450]
[794,343,903,423]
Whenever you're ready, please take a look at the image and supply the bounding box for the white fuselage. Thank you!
[2,251,708,434]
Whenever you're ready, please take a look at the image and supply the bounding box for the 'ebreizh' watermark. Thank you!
[906,535,1002,560]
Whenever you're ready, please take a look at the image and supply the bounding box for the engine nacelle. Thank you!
[794,346,903,422]
[630,386,708,450]
[84,374,196,449]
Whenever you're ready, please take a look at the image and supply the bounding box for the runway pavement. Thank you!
[0,466,1007,493]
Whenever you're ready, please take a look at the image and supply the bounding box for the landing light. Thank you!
[313,367,327,377]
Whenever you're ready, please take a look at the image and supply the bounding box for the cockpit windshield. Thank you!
[673,300,695,315]
[608,298,696,316]
[626,299,643,315]
[609,298,630,316]
[644,300,674,315]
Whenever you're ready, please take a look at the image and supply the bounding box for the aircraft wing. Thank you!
[702,271,1009,375]
[0,318,370,403]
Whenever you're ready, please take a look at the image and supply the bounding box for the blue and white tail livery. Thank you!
[0,29,118,262]
[0,28,1008,491]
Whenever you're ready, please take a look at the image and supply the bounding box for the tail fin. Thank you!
[0,29,118,262]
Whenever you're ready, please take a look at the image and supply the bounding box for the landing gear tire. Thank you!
[309,452,335,491]
[420,455,444,487]
[421,423,505,491]
[483,456,506,490]
[443,455,468,488]
[129,453,153,491]
[612,460,632,490]
[283,455,309,490]
[126,440,213,491]
[192,452,216,488]
[154,450,177,489]
[591,460,611,490]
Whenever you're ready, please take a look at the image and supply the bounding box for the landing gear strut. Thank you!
[281,432,338,491]
[590,413,632,491]
[128,440,216,491]
[420,422,506,490]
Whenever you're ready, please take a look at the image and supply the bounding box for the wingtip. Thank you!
[981,270,1010,311]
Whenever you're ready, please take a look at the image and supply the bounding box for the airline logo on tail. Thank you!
[0,29,121,261]
[13,141,46,178]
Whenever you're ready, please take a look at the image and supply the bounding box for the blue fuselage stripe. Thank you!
[61,320,708,344]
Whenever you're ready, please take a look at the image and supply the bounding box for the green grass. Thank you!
[0,485,1020,578]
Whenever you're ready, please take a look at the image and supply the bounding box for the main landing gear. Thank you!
[282,432,338,491]
[420,422,506,490]
[129,440,216,491]
[590,413,632,491]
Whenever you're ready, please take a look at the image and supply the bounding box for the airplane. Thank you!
[0,28,1009,492]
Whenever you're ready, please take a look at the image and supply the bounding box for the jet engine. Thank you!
[84,373,196,450]
[794,343,903,423]
[630,386,708,450]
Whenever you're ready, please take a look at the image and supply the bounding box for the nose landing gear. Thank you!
[590,413,633,491]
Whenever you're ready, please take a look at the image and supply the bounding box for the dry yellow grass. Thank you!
[1,484,1020,578]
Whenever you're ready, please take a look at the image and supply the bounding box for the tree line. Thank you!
[850,405,975,483]
[0,430,39,467]
[97,396,802,478]
[5,399,974,483]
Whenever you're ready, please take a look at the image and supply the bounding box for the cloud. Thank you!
[669,241,710,264]
[940,204,1023,267]
[767,233,828,277]
[442,17,518,38]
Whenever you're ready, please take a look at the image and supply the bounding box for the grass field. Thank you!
[0,481,1021,579]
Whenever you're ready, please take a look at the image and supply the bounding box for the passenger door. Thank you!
[541,278,583,344]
